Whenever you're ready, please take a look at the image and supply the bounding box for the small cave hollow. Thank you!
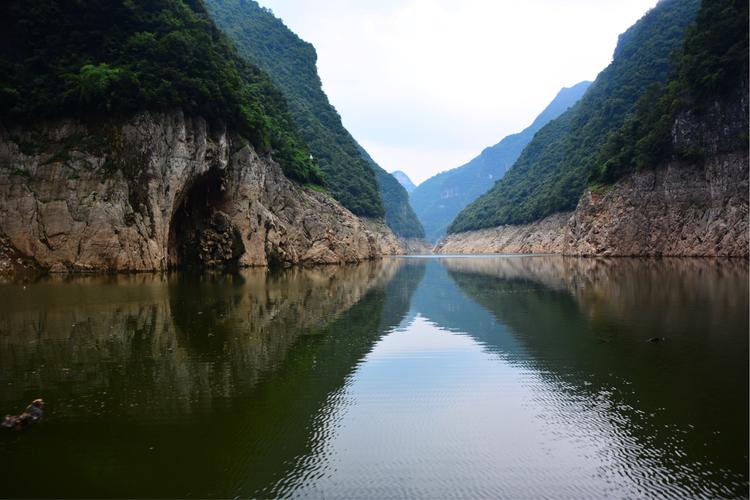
[167,169,245,269]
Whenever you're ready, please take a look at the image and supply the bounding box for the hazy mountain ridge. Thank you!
[391,171,416,193]
[356,145,425,238]
[410,81,590,242]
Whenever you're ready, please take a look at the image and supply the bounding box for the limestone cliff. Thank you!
[0,110,406,276]
[567,152,747,257]
[436,150,748,257]
[433,212,570,255]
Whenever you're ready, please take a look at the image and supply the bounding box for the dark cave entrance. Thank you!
[167,169,245,269]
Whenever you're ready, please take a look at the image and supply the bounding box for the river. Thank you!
[0,256,747,498]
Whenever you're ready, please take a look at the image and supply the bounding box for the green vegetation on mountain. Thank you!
[449,0,700,234]
[411,81,590,242]
[357,145,424,238]
[204,0,380,218]
[591,0,749,184]
[0,0,322,185]
[205,0,424,236]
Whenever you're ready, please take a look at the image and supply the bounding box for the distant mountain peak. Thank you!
[409,80,591,242]
[391,171,417,193]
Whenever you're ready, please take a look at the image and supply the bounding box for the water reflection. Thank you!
[0,256,746,498]
[0,260,425,498]
[445,256,749,497]
[268,257,748,499]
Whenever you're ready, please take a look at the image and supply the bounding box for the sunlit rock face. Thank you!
[567,84,749,257]
[433,212,571,255]
[568,151,748,257]
[0,110,405,276]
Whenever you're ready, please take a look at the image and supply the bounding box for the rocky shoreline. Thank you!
[436,152,748,258]
[0,110,412,278]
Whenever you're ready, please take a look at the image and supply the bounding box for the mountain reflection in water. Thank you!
[0,256,746,498]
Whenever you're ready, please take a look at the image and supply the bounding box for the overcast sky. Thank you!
[257,0,658,185]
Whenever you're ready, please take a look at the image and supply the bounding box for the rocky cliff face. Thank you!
[568,152,747,256]
[0,111,406,276]
[433,212,570,255]
[437,89,749,258]
[436,151,748,257]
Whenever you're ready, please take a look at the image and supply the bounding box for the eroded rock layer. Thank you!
[433,212,570,255]
[436,152,748,258]
[0,111,406,275]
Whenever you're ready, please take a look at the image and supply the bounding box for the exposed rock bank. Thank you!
[433,212,570,255]
[437,152,748,258]
[568,153,748,256]
[0,111,409,276]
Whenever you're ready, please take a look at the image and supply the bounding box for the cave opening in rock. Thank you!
[167,168,245,269]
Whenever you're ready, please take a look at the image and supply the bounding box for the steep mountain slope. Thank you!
[0,0,406,275]
[450,0,700,234]
[391,171,416,192]
[590,0,748,185]
[356,145,424,238]
[204,0,424,238]
[437,0,747,257]
[411,81,590,242]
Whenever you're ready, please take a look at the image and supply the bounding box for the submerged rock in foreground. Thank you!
[0,111,407,276]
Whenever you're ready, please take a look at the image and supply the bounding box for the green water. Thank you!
[0,256,747,498]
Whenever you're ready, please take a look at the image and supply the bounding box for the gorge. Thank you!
[0,1,747,498]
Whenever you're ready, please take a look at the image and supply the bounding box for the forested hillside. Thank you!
[411,81,589,242]
[590,0,748,184]
[357,145,425,238]
[0,0,322,185]
[450,0,700,233]
[205,0,424,237]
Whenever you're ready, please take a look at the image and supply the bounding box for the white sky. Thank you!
[257,0,658,185]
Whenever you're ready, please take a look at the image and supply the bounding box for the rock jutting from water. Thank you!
[0,111,409,276]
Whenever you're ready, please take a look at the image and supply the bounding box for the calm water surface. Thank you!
[0,256,747,498]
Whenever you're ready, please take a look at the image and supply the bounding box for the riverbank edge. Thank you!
[435,151,749,258]
[0,111,433,279]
